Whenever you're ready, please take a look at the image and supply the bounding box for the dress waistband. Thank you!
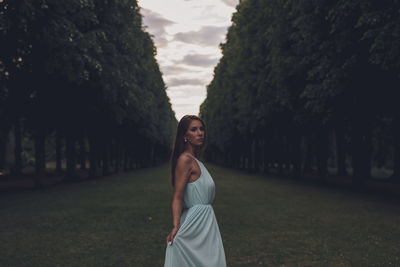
[184,203,212,209]
[194,204,211,206]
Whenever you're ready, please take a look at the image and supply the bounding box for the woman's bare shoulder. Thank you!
[177,153,194,164]
[178,152,193,163]
[175,153,194,178]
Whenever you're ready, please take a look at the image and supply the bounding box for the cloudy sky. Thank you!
[137,0,239,121]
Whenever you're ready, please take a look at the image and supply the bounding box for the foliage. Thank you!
[200,0,400,181]
[0,0,177,177]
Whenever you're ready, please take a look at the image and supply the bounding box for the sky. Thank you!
[137,0,239,121]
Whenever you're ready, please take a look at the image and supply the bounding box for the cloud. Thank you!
[141,8,175,47]
[175,54,219,67]
[174,103,198,109]
[184,0,238,6]
[161,65,191,76]
[172,95,205,108]
[168,85,206,97]
[220,0,239,7]
[167,78,204,87]
[173,26,227,47]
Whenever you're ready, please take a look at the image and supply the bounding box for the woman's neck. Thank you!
[184,145,201,158]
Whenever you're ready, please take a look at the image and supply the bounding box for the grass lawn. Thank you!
[1,162,400,266]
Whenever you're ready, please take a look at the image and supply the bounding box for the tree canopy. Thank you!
[0,0,176,185]
[200,0,400,184]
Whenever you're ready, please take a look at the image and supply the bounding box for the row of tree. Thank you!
[200,0,400,185]
[0,0,176,187]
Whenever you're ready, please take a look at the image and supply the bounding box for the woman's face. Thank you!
[184,120,205,146]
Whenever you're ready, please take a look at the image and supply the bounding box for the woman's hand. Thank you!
[166,226,180,245]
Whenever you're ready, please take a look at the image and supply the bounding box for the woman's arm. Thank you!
[166,155,192,245]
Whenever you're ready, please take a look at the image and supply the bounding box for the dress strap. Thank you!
[186,153,199,162]
[186,154,203,169]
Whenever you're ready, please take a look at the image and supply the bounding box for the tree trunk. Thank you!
[258,137,265,173]
[149,143,154,167]
[263,135,272,174]
[88,135,97,179]
[246,138,251,171]
[255,138,262,172]
[56,131,62,172]
[277,134,284,175]
[291,132,302,179]
[110,139,115,170]
[303,134,313,174]
[364,128,372,178]
[34,126,45,188]
[0,128,7,170]
[351,123,371,186]
[66,135,77,180]
[250,136,256,172]
[79,137,86,170]
[123,149,129,172]
[283,135,291,171]
[336,123,348,176]
[316,127,328,180]
[102,141,109,176]
[115,142,120,173]
[13,118,22,176]
[391,115,400,181]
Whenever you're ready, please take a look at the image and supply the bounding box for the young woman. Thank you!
[164,115,226,267]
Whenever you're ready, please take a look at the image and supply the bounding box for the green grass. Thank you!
[1,163,400,266]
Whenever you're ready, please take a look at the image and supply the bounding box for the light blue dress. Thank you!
[164,156,226,267]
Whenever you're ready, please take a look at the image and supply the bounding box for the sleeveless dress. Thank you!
[164,156,226,267]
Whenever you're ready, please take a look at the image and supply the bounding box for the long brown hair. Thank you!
[170,115,206,186]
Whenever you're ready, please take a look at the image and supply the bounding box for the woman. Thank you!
[164,115,226,267]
